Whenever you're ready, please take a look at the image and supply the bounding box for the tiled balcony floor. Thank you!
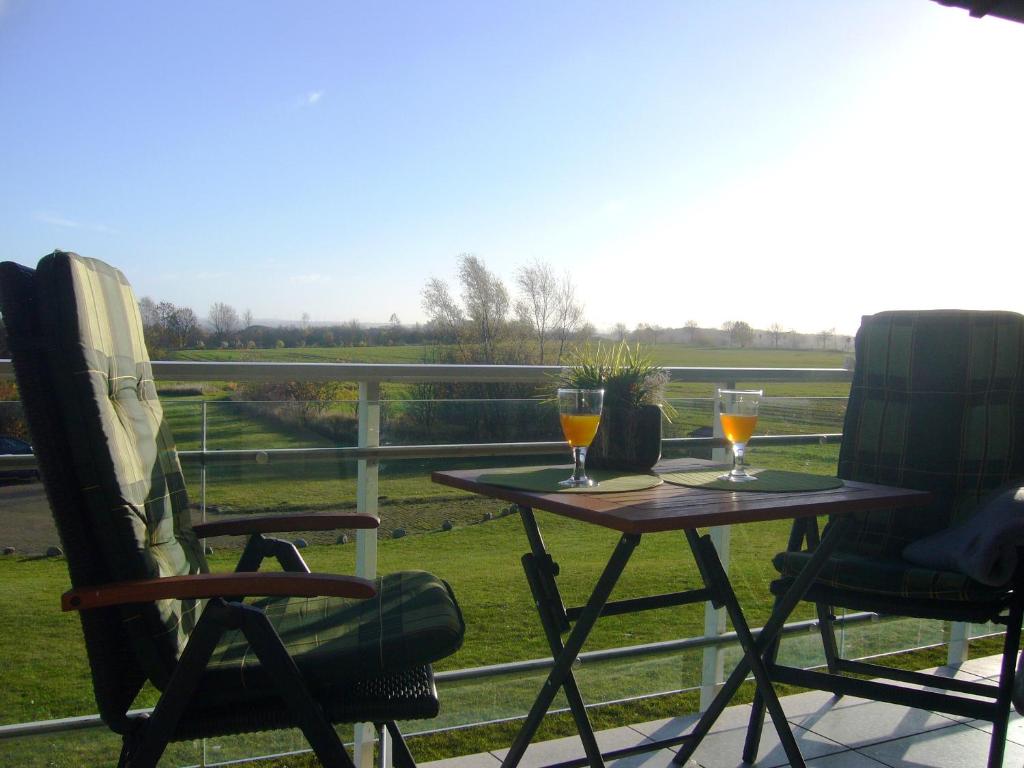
[424,656,1024,768]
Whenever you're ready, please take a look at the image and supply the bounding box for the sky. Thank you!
[1,0,1022,336]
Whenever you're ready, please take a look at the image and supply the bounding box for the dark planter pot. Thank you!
[586,404,663,471]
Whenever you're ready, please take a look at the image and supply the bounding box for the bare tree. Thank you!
[553,273,584,364]
[422,276,465,348]
[735,321,753,348]
[209,302,239,337]
[684,319,700,344]
[769,322,785,348]
[138,296,159,328]
[515,260,558,364]
[458,253,509,363]
[723,320,753,347]
[614,322,628,342]
[633,323,662,345]
[818,327,835,350]
[168,307,198,348]
[242,308,254,329]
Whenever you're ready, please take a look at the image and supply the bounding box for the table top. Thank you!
[431,458,932,534]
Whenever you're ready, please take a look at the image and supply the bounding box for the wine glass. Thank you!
[557,388,604,487]
[717,388,763,482]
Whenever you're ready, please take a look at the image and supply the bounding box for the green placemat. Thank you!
[476,466,663,494]
[660,467,843,492]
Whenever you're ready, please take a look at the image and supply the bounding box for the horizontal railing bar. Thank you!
[434,610,878,682]
[0,359,851,384]
[0,610,878,740]
[0,454,38,470]
[0,433,844,469]
[565,589,714,621]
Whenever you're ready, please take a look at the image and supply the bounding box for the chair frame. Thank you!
[744,516,1024,768]
[1,253,451,767]
[63,517,423,768]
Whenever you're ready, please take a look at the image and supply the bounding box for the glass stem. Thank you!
[731,441,746,477]
[572,446,588,483]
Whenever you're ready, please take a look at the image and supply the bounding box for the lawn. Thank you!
[165,342,848,370]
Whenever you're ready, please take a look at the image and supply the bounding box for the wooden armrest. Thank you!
[192,512,379,538]
[62,571,377,611]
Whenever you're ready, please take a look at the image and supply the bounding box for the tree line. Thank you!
[136,297,435,354]
[132,253,594,362]
[421,253,590,365]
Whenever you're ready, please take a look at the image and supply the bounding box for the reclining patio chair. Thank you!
[744,309,1024,768]
[0,251,465,768]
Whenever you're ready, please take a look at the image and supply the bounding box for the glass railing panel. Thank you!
[380,397,558,445]
[2,385,1008,767]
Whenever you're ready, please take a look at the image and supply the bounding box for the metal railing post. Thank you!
[200,400,208,768]
[355,379,381,768]
[700,381,734,711]
[948,621,970,665]
[201,401,208,525]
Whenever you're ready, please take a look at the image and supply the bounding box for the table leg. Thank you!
[503,507,640,768]
[672,517,853,767]
[686,529,805,767]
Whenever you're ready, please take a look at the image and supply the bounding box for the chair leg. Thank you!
[742,619,781,763]
[385,720,418,768]
[816,602,841,674]
[988,600,1024,768]
[126,601,237,768]
[238,604,355,768]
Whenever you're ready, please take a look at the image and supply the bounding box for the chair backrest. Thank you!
[0,252,207,727]
[837,309,1024,558]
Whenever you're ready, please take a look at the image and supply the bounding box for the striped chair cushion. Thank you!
[773,550,1000,603]
[35,252,206,685]
[775,310,1024,606]
[198,570,464,703]
[833,310,1024,561]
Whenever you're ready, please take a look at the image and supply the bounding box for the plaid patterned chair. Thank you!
[745,310,1024,768]
[0,251,465,768]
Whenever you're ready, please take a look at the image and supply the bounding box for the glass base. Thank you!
[719,470,758,482]
[559,476,597,488]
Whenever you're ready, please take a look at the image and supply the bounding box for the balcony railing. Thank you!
[0,360,997,767]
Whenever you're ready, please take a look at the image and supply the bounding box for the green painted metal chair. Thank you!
[744,309,1024,768]
[0,251,465,768]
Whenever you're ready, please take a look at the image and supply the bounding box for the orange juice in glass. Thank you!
[717,389,762,482]
[557,388,604,487]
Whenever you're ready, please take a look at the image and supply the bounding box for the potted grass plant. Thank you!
[555,342,674,471]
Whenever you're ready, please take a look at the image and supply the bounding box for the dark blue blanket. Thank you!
[903,484,1024,587]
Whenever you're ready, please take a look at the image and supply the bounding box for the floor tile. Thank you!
[489,726,648,768]
[433,656,1014,768]
[802,751,892,767]
[423,753,502,768]
[954,655,1006,680]
[964,708,1024,746]
[784,693,968,747]
[686,719,845,768]
[857,721,1024,767]
[629,702,755,740]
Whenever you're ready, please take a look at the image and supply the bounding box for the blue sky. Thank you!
[2,1,1022,334]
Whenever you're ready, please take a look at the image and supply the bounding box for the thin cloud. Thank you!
[34,211,119,234]
[295,90,324,108]
[289,273,330,285]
